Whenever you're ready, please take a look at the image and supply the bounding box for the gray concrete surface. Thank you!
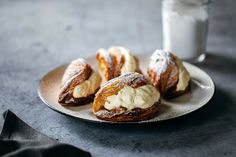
[0,0,236,156]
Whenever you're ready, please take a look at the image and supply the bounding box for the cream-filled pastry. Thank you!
[96,47,141,81]
[147,49,190,99]
[58,58,102,106]
[93,72,160,122]
[104,85,159,111]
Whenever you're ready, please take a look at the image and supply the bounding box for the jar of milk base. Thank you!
[162,0,211,62]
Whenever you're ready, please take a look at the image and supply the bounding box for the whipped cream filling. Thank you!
[104,85,160,111]
[73,70,102,98]
[109,47,136,74]
[175,57,190,91]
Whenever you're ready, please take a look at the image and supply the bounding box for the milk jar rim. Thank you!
[162,0,211,6]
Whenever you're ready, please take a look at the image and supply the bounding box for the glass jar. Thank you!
[162,0,211,62]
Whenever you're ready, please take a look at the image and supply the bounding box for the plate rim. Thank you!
[38,56,215,124]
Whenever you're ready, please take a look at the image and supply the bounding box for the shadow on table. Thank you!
[195,52,236,77]
[83,87,233,129]
[62,87,235,153]
[62,52,236,153]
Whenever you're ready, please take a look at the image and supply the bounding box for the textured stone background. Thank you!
[0,0,236,156]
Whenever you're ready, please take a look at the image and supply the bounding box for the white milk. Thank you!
[162,0,209,61]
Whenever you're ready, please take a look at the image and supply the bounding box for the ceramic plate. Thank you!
[38,54,215,123]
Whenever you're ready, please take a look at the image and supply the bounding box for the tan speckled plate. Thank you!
[38,54,215,123]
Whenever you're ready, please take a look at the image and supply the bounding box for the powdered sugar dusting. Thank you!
[97,49,112,65]
[71,58,87,65]
[149,50,173,75]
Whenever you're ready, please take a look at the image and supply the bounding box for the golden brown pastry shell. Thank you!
[95,101,160,122]
[58,60,93,105]
[147,54,189,99]
[96,48,142,81]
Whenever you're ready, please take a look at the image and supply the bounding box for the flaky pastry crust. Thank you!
[96,47,141,81]
[58,59,99,106]
[93,72,160,122]
[147,51,190,99]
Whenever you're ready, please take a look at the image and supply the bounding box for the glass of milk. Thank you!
[162,0,211,62]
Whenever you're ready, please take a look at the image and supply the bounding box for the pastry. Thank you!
[147,50,190,99]
[93,72,160,122]
[58,58,102,106]
[96,47,141,81]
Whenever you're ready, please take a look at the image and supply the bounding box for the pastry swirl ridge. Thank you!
[96,47,141,81]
